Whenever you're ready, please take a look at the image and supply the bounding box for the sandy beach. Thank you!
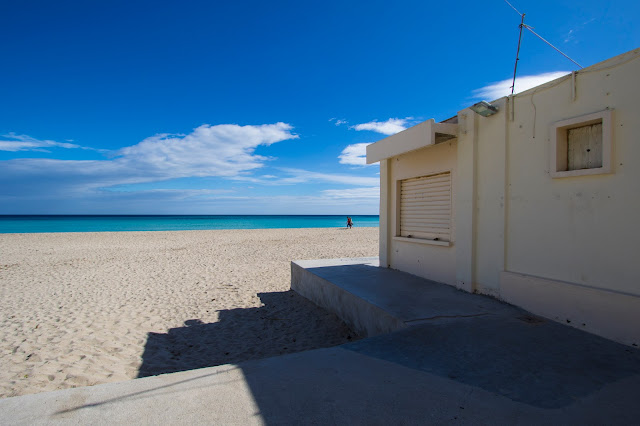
[0,227,378,398]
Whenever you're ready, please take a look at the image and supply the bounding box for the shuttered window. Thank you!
[567,123,603,170]
[550,110,612,178]
[399,172,451,241]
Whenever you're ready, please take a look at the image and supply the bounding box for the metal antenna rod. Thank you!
[523,25,584,69]
[504,0,522,16]
[504,0,584,96]
[510,13,526,95]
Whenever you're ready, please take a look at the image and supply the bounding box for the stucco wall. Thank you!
[373,48,640,345]
[473,98,509,296]
[457,48,640,345]
[455,49,640,298]
[385,140,457,286]
[503,51,640,297]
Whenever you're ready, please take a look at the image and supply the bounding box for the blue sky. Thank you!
[1,0,638,214]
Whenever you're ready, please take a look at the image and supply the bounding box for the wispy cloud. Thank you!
[329,118,348,126]
[564,17,596,43]
[202,189,380,213]
[0,184,380,215]
[471,71,570,100]
[338,143,372,166]
[227,166,379,187]
[0,123,299,199]
[276,168,378,186]
[0,123,384,215]
[321,187,379,199]
[0,133,91,152]
[564,29,575,44]
[351,117,411,135]
[103,188,234,197]
[117,122,298,179]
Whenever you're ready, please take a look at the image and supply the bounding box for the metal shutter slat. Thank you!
[399,172,451,241]
[401,181,450,191]
[403,173,450,184]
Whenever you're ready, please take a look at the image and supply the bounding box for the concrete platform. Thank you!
[291,257,520,337]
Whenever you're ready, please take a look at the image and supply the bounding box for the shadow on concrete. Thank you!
[137,290,358,378]
[341,312,640,409]
[288,260,640,410]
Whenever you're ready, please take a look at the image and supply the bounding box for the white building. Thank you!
[366,48,640,346]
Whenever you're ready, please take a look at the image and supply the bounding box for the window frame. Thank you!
[395,170,452,246]
[550,110,613,178]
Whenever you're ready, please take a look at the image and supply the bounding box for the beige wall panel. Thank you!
[501,271,640,346]
[504,51,640,296]
[388,140,457,285]
[473,97,508,295]
[454,112,476,292]
[378,159,391,268]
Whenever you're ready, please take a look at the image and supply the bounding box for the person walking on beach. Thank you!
[347,217,353,229]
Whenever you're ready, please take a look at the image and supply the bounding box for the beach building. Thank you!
[366,48,640,346]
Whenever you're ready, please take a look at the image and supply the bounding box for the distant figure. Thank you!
[347,216,353,229]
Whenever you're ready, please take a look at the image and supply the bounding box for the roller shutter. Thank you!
[399,172,451,241]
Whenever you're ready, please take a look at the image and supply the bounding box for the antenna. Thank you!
[511,12,526,95]
[504,0,584,95]
[522,25,584,69]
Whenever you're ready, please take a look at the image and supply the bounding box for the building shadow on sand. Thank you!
[137,290,358,378]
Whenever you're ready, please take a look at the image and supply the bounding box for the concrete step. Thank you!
[291,257,521,337]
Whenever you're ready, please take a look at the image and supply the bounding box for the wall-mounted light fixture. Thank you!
[470,101,499,117]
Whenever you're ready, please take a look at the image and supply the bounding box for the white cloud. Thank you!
[329,118,348,126]
[197,190,380,213]
[117,122,298,179]
[564,17,595,43]
[0,188,381,215]
[564,29,575,44]
[276,168,379,186]
[104,188,233,197]
[339,143,372,166]
[0,124,384,214]
[321,187,380,199]
[471,71,570,100]
[229,167,380,187]
[0,133,84,152]
[0,123,299,197]
[351,118,410,135]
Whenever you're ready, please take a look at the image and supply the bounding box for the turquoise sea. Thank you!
[0,215,379,234]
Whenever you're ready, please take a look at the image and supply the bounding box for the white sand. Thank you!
[0,227,378,398]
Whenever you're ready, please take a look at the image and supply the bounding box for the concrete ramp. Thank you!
[291,257,518,337]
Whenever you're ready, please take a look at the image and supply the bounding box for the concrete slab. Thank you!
[2,327,639,425]
[0,364,263,425]
[291,257,521,336]
[344,318,640,410]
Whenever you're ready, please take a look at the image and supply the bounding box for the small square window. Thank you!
[567,123,603,171]
[550,110,612,178]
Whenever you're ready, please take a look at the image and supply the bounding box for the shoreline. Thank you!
[0,225,379,236]
[0,227,378,398]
